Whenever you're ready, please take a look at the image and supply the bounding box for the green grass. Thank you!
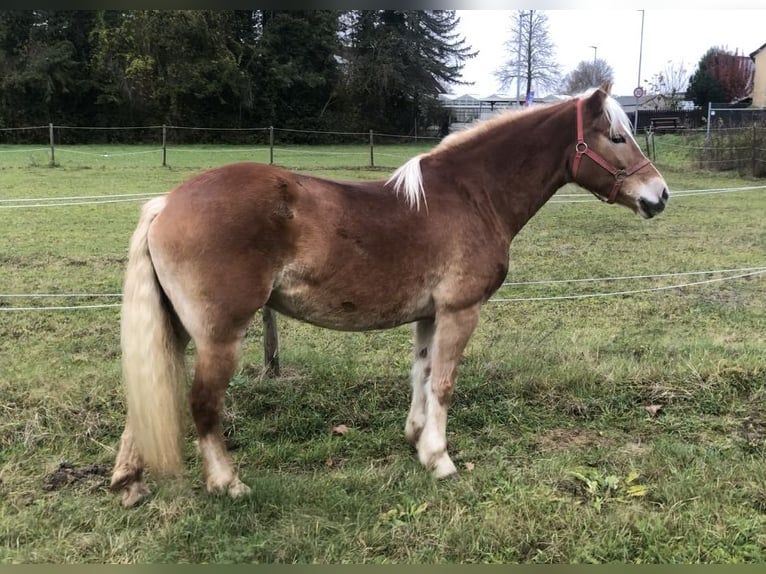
[1,144,765,563]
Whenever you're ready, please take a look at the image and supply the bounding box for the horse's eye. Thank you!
[611,135,626,144]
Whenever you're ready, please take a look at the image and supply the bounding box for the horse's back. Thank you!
[143,163,434,331]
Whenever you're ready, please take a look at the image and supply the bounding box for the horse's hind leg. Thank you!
[405,319,435,446]
[110,423,150,507]
[191,336,251,497]
[417,305,480,479]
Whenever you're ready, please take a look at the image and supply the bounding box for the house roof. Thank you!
[750,41,766,60]
[613,95,655,107]
[439,92,518,102]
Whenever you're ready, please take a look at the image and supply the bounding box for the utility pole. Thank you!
[589,45,598,86]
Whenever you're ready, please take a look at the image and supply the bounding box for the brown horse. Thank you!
[110,84,668,506]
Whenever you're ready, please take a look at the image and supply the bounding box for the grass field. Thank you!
[1,141,766,563]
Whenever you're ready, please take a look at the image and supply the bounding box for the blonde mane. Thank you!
[386,154,427,211]
[578,86,636,141]
[386,107,536,211]
[386,89,634,210]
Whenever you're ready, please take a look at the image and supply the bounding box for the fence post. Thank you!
[369,129,374,167]
[753,123,757,178]
[643,130,651,159]
[262,305,280,376]
[162,124,167,167]
[269,126,274,165]
[651,131,656,162]
[48,123,55,167]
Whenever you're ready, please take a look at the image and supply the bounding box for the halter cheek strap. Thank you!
[572,98,651,204]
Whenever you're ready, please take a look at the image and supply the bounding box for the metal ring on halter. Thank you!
[575,142,588,153]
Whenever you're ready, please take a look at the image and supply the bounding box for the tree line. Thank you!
[1,9,755,144]
[493,11,755,112]
[0,10,474,140]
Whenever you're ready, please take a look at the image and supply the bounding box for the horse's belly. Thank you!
[266,285,433,331]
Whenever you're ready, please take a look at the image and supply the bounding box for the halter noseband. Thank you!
[571,98,651,204]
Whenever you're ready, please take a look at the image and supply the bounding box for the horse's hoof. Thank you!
[228,478,251,499]
[207,475,251,498]
[430,453,458,479]
[438,471,460,481]
[110,465,139,492]
[121,482,150,507]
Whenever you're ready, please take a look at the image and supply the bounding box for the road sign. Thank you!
[633,86,645,98]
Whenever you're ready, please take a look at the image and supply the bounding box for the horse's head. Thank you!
[570,82,668,219]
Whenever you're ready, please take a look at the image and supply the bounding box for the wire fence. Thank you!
[3,265,765,313]
[646,125,766,177]
[0,124,441,169]
[3,120,766,176]
[2,124,765,315]
[2,182,764,210]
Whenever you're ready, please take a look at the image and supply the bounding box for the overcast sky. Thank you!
[453,9,765,97]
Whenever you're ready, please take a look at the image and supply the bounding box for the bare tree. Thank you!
[494,10,560,101]
[560,59,614,95]
[647,60,689,110]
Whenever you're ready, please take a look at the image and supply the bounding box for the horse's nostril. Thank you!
[640,197,665,218]
[661,188,669,202]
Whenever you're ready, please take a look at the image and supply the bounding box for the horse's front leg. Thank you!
[405,318,435,446]
[416,305,480,479]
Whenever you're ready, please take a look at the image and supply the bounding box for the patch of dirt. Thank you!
[619,440,651,457]
[739,413,766,453]
[557,476,589,499]
[534,427,611,453]
[43,462,111,491]
[64,255,126,267]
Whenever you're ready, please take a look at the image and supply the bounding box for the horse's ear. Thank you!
[599,81,613,95]
[584,84,608,117]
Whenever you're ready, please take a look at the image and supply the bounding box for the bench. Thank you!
[649,116,683,133]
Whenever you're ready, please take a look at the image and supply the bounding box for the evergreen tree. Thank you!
[253,10,341,133]
[341,10,475,133]
[688,47,753,109]
[0,9,475,138]
[90,11,248,128]
[0,11,96,126]
[687,47,728,109]
[0,10,35,55]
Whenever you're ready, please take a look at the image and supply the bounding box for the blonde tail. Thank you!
[121,196,186,475]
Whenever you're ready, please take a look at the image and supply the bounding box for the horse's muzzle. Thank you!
[639,188,668,219]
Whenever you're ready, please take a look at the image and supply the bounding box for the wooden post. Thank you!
[262,306,280,376]
[162,124,167,167]
[644,130,651,160]
[753,123,757,178]
[269,126,274,165]
[369,129,374,167]
[49,123,55,167]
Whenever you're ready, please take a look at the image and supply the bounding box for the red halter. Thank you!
[571,98,651,204]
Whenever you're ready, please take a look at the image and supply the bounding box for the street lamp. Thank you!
[515,11,523,107]
[633,10,645,134]
[589,45,598,86]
